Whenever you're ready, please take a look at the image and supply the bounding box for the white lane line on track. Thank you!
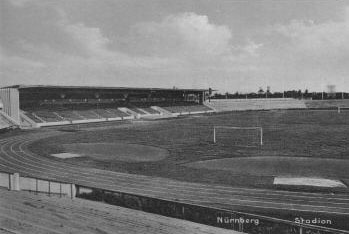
[2,134,349,215]
[12,137,349,205]
[4,151,347,214]
[3,136,349,213]
[1,158,349,217]
[16,137,348,205]
[2,158,347,217]
[3,135,349,205]
[20,135,349,199]
[3,134,349,201]
[15,135,349,201]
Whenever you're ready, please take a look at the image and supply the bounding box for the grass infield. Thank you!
[29,109,349,190]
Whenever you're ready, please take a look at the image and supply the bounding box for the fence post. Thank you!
[10,173,20,191]
[36,178,38,195]
[48,181,51,197]
[239,222,243,232]
[71,184,76,199]
[8,173,11,190]
[213,127,216,143]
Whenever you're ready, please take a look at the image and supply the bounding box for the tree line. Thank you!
[210,89,349,100]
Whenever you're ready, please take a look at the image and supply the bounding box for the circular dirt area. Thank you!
[273,177,347,188]
[62,143,169,162]
[185,156,349,177]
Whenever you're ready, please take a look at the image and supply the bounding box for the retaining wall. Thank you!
[0,171,75,198]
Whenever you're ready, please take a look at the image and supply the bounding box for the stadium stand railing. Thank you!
[0,115,11,130]
[0,110,19,130]
[55,110,85,121]
[140,107,161,115]
[118,107,141,118]
[106,108,131,118]
[34,110,63,122]
[161,104,214,115]
[93,109,119,118]
[74,109,102,119]
[128,107,147,115]
[23,111,44,123]
[19,101,214,127]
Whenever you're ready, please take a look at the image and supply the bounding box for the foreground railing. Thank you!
[1,170,347,234]
[76,185,349,234]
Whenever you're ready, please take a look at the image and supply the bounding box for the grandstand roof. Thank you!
[1,85,208,92]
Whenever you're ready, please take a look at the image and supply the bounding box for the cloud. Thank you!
[126,12,235,58]
[6,0,32,7]
[4,1,347,93]
[0,13,181,87]
[272,19,349,55]
[60,22,111,56]
[241,40,263,57]
[258,11,349,91]
[56,19,177,70]
[49,11,259,86]
[0,46,46,85]
[0,8,267,91]
[270,6,349,58]
[122,11,263,79]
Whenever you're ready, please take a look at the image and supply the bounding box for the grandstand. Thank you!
[2,85,348,129]
[0,85,211,128]
[206,98,307,112]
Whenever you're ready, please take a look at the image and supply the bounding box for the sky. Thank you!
[0,0,349,93]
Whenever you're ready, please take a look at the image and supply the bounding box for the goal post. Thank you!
[213,126,263,146]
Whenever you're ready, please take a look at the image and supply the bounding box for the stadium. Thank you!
[1,84,349,234]
[3,1,349,233]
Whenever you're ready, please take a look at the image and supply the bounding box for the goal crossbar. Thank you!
[213,126,263,146]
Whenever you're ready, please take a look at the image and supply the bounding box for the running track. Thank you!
[1,130,349,228]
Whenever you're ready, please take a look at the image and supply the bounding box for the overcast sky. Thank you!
[1,0,349,93]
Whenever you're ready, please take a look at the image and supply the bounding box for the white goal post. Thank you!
[213,126,263,146]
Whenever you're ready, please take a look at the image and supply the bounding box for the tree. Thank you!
[267,86,271,93]
[297,89,302,98]
[258,87,264,94]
